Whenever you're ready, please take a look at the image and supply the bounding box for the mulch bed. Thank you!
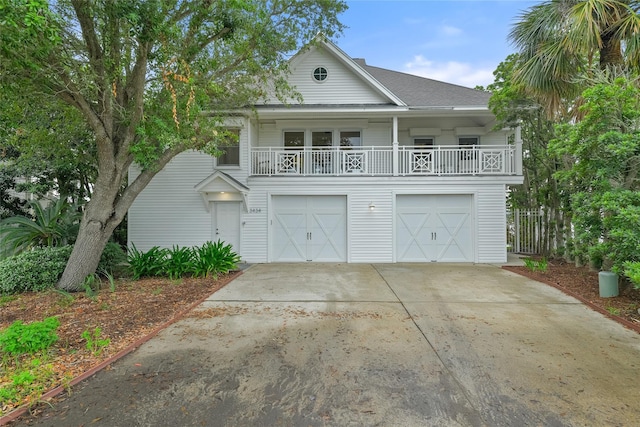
[0,272,240,418]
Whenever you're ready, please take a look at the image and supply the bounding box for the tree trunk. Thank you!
[57,213,115,291]
[599,34,623,69]
[57,185,122,291]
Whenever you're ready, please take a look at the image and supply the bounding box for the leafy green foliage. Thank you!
[0,356,56,414]
[523,257,548,273]
[81,327,110,357]
[0,245,73,294]
[0,317,60,356]
[509,0,640,114]
[0,163,28,220]
[488,54,568,257]
[127,245,169,280]
[0,243,124,294]
[97,242,128,277]
[1,0,347,290]
[163,245,195,280]
[549,77,640,271]
[0,198,80,257]
[127,241,239,279]
[191,240,241,278]
[623,262,640,289]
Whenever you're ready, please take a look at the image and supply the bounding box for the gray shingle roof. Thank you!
[354,59,491,108]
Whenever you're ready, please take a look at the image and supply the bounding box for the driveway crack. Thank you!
[371,264,486,422]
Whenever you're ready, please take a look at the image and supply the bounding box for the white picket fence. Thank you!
[507,209,544,254]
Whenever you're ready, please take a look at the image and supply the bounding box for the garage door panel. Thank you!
[311,212,346,261]
[273,196,346,262]
[397,212,433,261]
[397,195,473,262]
[273,212,307,261]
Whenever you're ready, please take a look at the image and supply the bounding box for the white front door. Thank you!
[214,202,241,253]
[272,195,346,262]
[396,195,473,262]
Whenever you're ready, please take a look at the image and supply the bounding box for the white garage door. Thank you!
[396,195,473,262]
[272,195,347,262]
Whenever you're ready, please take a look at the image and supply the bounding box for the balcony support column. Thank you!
[515,125,523,175]
[392,116,399,176]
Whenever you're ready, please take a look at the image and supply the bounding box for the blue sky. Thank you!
[336,0,539,88]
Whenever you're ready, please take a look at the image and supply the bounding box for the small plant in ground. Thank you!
[192,240,240,278]
[0,294,18,306]
[100,269,117,292]
[97,242,128,277]
[82,273,100,299]
[81,327,110,356]
[52,289,75,308]
[127,245,169,279]
[523,257,548,273]
[606,306,621,316]
[163,245,195,279]
[0,317,60,356]
[0,357,56,414]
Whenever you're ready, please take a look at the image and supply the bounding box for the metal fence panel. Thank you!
[507,209,544,254]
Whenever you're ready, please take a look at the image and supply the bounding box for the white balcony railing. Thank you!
[251,145,520,177]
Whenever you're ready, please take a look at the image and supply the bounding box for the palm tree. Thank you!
[510,0,640,114]
[0,198,80,257]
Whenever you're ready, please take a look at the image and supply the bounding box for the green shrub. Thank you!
[192,240,240,278]
[97,241,128,276]
[163,245,195,279]
[0,317,60,355]
[126,241,239,280]
[0,246,73,294]
[127,245,169,279]
[623,262,640,289]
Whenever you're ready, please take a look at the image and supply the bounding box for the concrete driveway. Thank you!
[14,264,640,427]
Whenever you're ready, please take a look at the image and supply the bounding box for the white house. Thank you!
[128,38,523,264]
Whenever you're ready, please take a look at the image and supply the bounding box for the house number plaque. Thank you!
[249,208,262,213]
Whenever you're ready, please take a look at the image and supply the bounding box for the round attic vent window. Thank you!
[312,66,328,82]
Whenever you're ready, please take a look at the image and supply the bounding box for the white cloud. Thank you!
[440,25,463,37]
[404,55,495,88]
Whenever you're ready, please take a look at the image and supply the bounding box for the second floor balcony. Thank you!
[250,144,522,177]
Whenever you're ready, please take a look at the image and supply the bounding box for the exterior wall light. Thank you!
[369,202,375,211]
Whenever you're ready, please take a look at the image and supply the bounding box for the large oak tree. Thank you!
[0,0,347,290]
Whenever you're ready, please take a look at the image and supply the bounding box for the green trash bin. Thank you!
[598,271,618,298]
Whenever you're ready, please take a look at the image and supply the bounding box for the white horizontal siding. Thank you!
[475,185,508,263]
[348,190,394,262]
[240,190,268,263]
[267,47,388,105]
[130,165,510,263]
[128,150,215,251]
